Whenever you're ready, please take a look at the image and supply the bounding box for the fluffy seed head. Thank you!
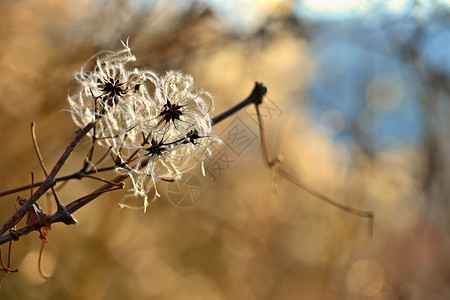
[68,43,220,210]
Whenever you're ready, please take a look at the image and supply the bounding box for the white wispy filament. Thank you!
[68,42,220,211]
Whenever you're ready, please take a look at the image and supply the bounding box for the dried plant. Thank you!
[0,43,373,284]
[68,41,219,210]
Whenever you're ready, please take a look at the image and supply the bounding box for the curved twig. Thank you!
[31,122,62,211]
[0,249,18,273]
[254,102,374,237]
[38,242,50,279]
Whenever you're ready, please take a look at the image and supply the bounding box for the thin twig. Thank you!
[0,165,121,198]
[7,237,13,270]
[254,102,374,237]
[31,123,60,212]
[0,248,18,273]
[80,174,124,187]
[65,173,130,214]
[38,242,50,279]
[211,82,267,125]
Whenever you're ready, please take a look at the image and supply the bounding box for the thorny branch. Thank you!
[0,123,95,238]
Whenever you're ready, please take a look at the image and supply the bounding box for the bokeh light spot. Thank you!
[319,108,346,134]
[366,74,405,111]
[346,259,385,297]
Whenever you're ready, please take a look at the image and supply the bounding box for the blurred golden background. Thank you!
[0,0,449,299]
